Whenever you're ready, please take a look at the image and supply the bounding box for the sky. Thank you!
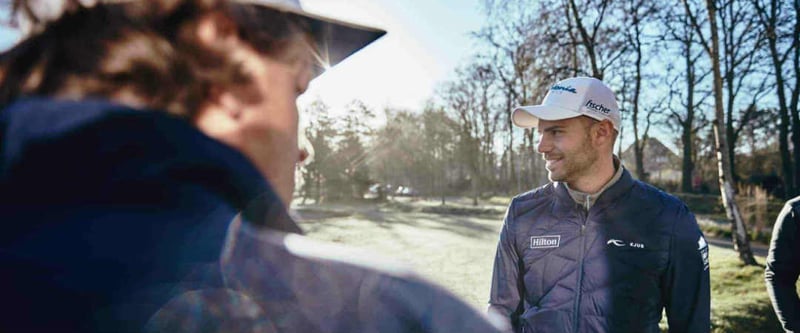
[297,0,485,119]
[0,0,675,154]
[0,0,486,118]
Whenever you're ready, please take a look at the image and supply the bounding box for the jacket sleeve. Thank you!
[765,199,800,333]
[662,204,711,333]
[488,201,524,333]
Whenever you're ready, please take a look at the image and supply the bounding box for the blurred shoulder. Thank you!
[221,220,503,332]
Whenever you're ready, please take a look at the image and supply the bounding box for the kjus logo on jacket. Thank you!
[607,239,625,247]
[606,238,646,249]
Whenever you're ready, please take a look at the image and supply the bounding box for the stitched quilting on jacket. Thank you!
[489,169,710,333]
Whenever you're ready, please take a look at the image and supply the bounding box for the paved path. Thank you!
[696,215,770,257]
[707,236,769,257]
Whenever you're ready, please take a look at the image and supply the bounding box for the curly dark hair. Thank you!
[0,0,312,118]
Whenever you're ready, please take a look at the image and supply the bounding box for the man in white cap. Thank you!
[488,77,710,333]
[0,0,505,332]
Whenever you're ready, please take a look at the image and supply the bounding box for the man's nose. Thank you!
[298,148,311,164]
[297,131,315,166]
[536,134,551,154]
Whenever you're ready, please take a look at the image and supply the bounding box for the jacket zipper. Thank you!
[572,196,590,333]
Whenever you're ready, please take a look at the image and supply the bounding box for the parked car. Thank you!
[395,186,418,197]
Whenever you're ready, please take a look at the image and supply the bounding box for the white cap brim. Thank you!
[511,104,584,128]
[312,18,385,68]
[16,0,387,70]
[237,0,386,68]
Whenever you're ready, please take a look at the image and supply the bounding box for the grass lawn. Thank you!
[294,201,501,308]
[293,199,792,332]
[707,245,784,333]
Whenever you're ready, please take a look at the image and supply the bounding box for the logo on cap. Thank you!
[585,100,611,114]
[551,85,577,94]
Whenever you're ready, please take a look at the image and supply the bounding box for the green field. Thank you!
[293,199,789,332]
[295,200,500,307]
[707,245,783,333]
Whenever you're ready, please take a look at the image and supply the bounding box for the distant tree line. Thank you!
[298,0,799,264]
[302,0,797,199]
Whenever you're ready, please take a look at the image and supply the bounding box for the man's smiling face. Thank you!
[536,116,600,185]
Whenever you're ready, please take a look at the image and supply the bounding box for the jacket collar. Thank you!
[0,97,301,234]
[563,156,625,210]
[552,167,636,217]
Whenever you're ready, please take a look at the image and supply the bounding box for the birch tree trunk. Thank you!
[703,0,757,265]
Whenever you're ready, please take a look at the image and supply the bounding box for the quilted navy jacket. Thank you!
[489,169,710,333]
[0,98,503,333]
[765,196,800,332]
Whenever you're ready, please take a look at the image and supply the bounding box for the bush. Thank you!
[650,179,680,193]
[674,193,727,215]
[700,223,772,246]
[674,191,785,231]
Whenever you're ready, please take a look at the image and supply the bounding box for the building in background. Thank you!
[622,138,681,184]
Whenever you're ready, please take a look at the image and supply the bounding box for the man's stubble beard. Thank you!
[546,132,598,185]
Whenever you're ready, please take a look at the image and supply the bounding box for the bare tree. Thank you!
[421,105,457,204]
[442,61,500,205]
[620,0,659,181]
[792,0,800,197]
[475,63,502,195]
[476,0,574,193]
[564,0,628,79]
[716,0,769,181]
[300,99,336,203]
[683,0,757,265]
[751,0,799,197]
[476,0,530,194]
[661,4,712,193]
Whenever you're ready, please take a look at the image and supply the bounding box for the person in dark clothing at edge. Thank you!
[0,0,506,332]
[766,196,800,333]
[488,77,711,333]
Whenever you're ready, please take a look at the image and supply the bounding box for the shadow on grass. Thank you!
[706,244,784,333]
[711,302,782,333]
[360,207,499,240]
[386,201,506,218]
[294,203,500,240]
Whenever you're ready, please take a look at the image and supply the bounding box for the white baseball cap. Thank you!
[242,0,386,67]
[512,77,621,130]
[13,0,386,69]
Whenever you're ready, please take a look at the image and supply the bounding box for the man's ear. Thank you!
[593,120,615,146]
[194,89,245,150]
[213,90,244,120]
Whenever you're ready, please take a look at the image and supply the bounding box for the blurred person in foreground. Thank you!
[0,0,505,331]
[488,77,710,333]
[766,196,800,333]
